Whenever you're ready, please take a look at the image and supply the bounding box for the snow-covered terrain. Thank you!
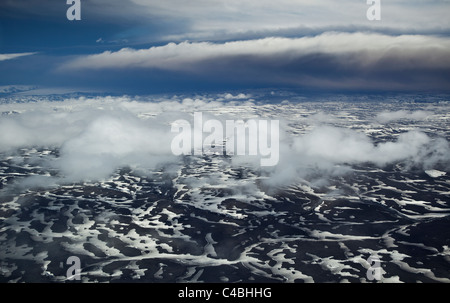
[0,92,449,282]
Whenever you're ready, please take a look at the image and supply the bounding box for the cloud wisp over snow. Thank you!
[375,110,433,123]
[0,96,448,191]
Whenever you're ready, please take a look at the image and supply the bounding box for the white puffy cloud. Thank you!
[0,96,242,183]
[57,113,175,181]
[376,110,432,123]
[292,126,435,166]
[264,125,450,187]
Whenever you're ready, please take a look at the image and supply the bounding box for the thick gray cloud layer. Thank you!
[64,33,450,70]
[129,0,450,40]
[3,0,450,40]
[2,1,450,92]
[61,33,450,91]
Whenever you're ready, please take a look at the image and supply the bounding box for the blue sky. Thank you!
[1,0,450,95]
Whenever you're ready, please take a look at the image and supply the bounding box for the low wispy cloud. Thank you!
[0,52,36,62]
[0,96,448,191]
